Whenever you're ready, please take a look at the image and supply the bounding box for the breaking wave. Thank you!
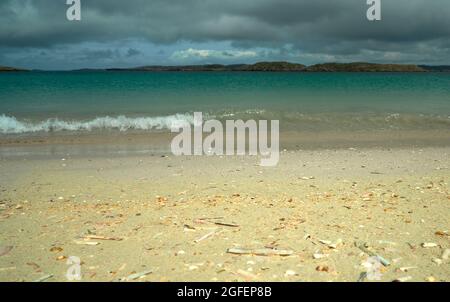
[0,114,195,134]
[1,111,449,134]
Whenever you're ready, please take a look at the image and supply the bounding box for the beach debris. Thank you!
[49,247,63,253]
[156,196,168,204]
[236,269,257,280]
[377,240,397,246]
[357,242,390,266]
[284,270,296,277]
[393,276,412,282]
[398,266,417,272]
[74,240,100,246]
[313,253,329,259]
[82,235,123,241]
[421,242,438,248]
[435,230,448,237]
[315,265,330,272]
[122,270,152,281]
[33,274,53,282]
[0,267,16,272]
[432,258,443,266]
[0,245,13,257]
[56,255,67,261]
[227,247,294,256]
[357,272,367,282]
[183,224,196,231]
[194,230,218,243]
[27,262,41,271]
[176,250,186,256]
[213,222,240,228]
[319,239,342,249]
[425,276,436,282]
[195,217,239,228]
[442,249,450,260]
[406,242,416,250]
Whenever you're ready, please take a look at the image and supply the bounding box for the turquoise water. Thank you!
[1,71,450,133]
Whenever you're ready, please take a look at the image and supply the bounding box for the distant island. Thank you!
[2,62,450,72]
[106,61,307,72]
[0,66,28,72]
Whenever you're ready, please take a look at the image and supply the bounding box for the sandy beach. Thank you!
[1,145,449,282]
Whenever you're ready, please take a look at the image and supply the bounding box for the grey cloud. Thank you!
[0,0,449,67]
[126,48,141,57]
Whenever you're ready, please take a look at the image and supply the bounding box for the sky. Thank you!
[0,0,449,70]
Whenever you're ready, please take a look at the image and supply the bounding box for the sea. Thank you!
[1,71,449,153]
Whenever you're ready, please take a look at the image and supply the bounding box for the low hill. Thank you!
[419,65,450,72]
[109,62,306,72]
[0,66,28,72]
[305,62,425,72]
[237,61,306,71]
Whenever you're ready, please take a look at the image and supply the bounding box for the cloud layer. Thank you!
[1,0,449,69]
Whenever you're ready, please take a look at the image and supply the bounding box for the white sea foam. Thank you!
[0,114,195,134]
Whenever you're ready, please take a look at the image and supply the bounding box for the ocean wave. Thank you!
[0,114,195,134]
[1,111,449,134]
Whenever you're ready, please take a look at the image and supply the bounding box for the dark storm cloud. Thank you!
[0,0,449,68]
[126,48,141,57]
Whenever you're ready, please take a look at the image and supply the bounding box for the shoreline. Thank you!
[2,129,450,158]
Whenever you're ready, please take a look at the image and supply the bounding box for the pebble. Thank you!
[393,276,412,282]
[442,249,450,260]
[124,270,152,281]
[285,270,296,277]
[236,269,257,280]
[432,258,442,265]
[313,253,329,259]
[315,265,329,272]
[398,266,416,272]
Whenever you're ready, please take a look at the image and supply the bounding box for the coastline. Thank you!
[2,129,450,159]
[2,62,450,73]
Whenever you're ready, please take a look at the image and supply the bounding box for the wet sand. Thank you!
[0,146,449,282]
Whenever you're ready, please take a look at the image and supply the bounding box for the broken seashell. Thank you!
[421,242,438,248]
